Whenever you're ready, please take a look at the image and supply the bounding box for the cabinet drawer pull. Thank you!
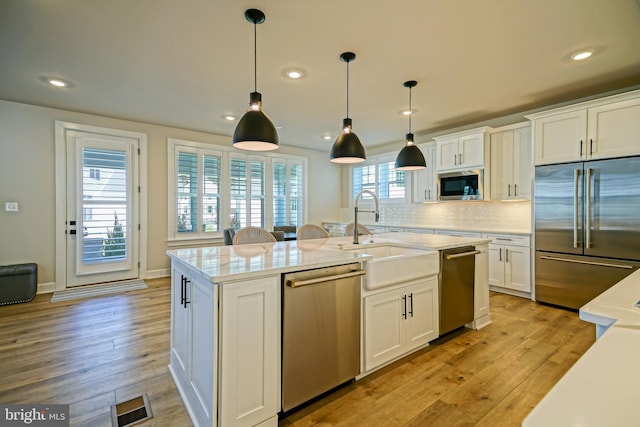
[402,295,407,319]
[408,293,414,318]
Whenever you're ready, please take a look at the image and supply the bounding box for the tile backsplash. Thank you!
[340,200,531,234]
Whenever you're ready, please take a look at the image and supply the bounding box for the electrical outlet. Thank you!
[5,202,18,212]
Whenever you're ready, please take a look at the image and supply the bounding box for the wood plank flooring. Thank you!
[0,279,595,426]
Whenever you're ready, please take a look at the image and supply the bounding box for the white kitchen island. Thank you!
[523,268,640,426]
[167,232,490,427]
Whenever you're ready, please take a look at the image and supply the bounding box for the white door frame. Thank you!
[55,121,148,291]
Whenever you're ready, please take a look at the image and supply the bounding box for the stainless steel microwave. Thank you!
[438,170,484,200]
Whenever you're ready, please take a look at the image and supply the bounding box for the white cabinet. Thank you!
[472,243,491,329]
[219,276,279,427]
[412,142,438,202]
[485,234,531,295]
[169,261,279,427]
[170,263,217,427]
[528,90,640,165]
[490,123,532,200]
[435,127,491,172]
[363,277,438,372]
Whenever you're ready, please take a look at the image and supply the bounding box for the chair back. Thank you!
[270,230,285,241]
[297,224,330,240]
[233,227,277,245]
[344,223,372,237]
[223,228,236,245]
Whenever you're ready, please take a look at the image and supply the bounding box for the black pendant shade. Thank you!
[233,9,279,151]
[395,80,426,170]
[330,52,366,164]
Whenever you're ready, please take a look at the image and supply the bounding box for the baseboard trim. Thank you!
[146,268,170,279]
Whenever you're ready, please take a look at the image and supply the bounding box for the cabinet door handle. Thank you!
[459,153,463,165]
[453,154,457,165]
[508,184,511,197]
[180,275,185,305]
[499,247,502,261]
[408,293,414,317]
[402,295,407,319]
[590,139,593,156]
[183,277,191,308]
[514,183,518,197]
[424,190,427,200]
[428,189,431,200]
[579,140,583,157]
[505,249,509,263]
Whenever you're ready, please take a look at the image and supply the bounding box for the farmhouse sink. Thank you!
[344,243,438,290]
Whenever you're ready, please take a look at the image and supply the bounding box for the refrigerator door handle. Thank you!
[586,168,592,249]
[573,168,580,249]
[539,255,635,270]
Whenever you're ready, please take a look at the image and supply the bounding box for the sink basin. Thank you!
[344,243,438,290]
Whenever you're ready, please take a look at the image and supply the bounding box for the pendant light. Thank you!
[395,80,426,170]
[330,52,366,163]
[232,9,279,151]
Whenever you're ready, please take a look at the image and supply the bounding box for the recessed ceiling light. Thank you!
[323,135,332,140]
[48,78,68,87]
[571,50,593,61]
[283,68,305,80]
[222,115,236,121]
[400,109,417,116]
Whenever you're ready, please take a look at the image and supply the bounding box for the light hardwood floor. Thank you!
[0,278,595,426]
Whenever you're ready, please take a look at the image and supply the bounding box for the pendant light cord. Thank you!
[346,60,350,118]
[253,20,257,92]
[408,86,412,133]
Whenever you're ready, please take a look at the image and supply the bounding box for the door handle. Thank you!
[505,248,509,263]
[590,139,593,156]
[573,169,580,249]
[402,295,407,319]
[286,270,365,288]
[181,275,191,308]
[514,183,518,197]
[453,154,457,165]
[424,190,427,200]
[539,255,634,270]
[508,184,511,197]
[579,140,583,157]
[445,250,481,260]
[408,293,414,317]
[499,247,502,261]
[459,153,463,165]
[586,168,592,249]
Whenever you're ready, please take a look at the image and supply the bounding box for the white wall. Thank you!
[0,100,342,287]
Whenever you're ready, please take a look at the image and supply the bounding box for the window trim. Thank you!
[167,137,308,245]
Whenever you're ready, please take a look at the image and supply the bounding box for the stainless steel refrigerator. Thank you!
[534,156,640,309]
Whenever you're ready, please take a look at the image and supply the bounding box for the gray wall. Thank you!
[0,100,342,288]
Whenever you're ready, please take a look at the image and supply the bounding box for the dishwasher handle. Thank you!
[445,250,481,260]
[286,269,365,288]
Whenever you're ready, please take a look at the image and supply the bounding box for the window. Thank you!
[174,146,222,237]
[351,156,406,203]
[273,159,304,227]
[168,138,307,242]
[230,154,265,229]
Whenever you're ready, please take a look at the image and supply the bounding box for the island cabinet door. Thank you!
[219,276,279,427]
[405,278,439,351]
[170,264,190,380]
[363,288,406,371]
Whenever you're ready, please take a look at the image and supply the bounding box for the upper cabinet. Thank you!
[435,126,492,172]
[412,141,438,202]
[490,122,532,200]
[527,90,640,165]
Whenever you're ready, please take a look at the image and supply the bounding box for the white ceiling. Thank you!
[1,0,640,153]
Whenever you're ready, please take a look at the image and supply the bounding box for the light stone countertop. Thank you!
[167,232,490,283]
[523,269,640,427]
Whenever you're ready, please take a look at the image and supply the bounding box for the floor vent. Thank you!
[111,393,152,427]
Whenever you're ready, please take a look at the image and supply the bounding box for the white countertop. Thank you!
[167,232,489,283]
[523,269,640,427]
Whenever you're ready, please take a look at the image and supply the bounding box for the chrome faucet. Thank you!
[353,190,379,244]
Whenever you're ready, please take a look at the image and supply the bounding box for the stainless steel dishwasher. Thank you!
[282,263,364,412]
[439,246,480,335]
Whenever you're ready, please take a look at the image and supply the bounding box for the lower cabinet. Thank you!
[169,260,279,427]
[363,277,438,372]
[219,276,279,427]
[486,234,531,295]
[170,262,218,427]
[472,243,491,329]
